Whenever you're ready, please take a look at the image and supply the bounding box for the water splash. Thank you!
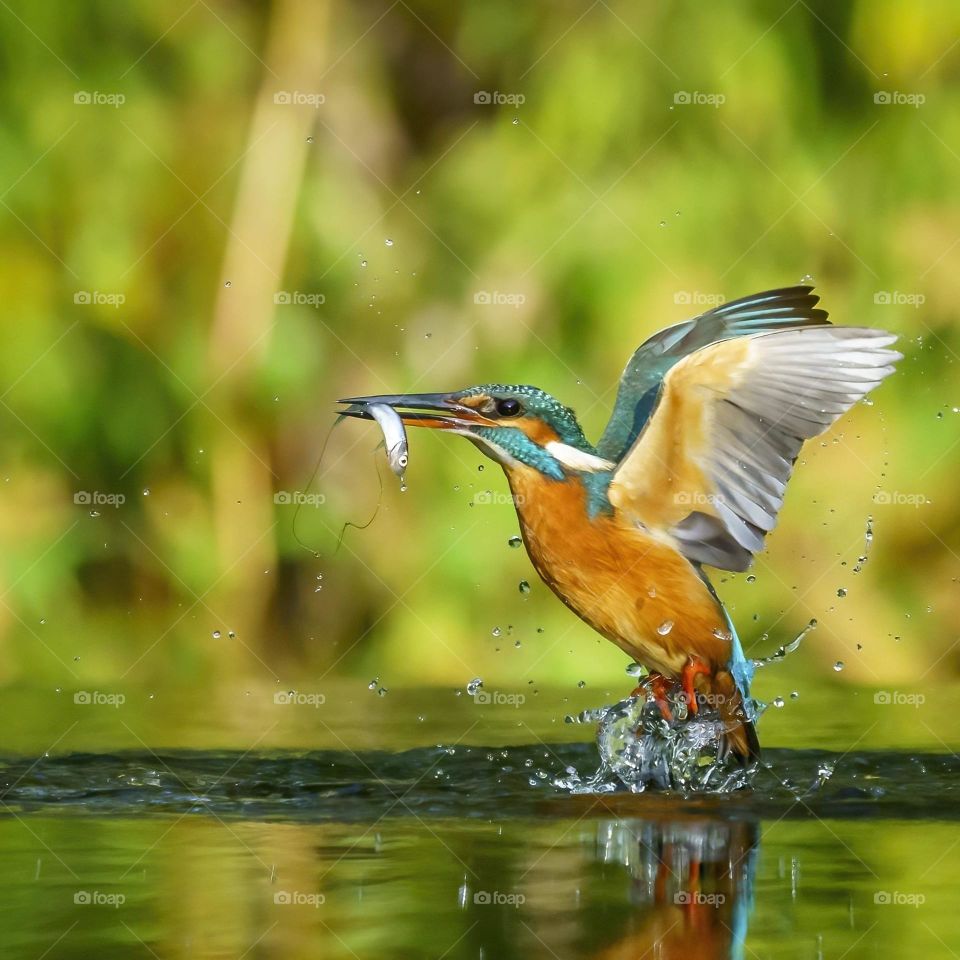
[752,619,817,669]
[556,686,759,794]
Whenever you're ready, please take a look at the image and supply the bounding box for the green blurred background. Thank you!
[1,0,958,749]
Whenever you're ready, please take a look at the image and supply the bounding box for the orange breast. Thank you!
[506,466,730,676]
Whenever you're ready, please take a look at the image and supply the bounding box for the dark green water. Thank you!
[0,681,957,958]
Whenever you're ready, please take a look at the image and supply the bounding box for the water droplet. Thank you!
[790,690,800,700]
[625,662,647,678]
[228,630,236,639]
[306,136,313,143]
[377,687,387,696]
[577,680,586,688]
[518,580,530,595]
[368,678,379,690]
[466,677,483,695]
[657,620,674,635]
[773,696,785,708]
[511,116,519,125]
[658,219,667,227]
[833,660,845,672]
[746,575,756,583]
[491,626,501,637]
[89,510,100,518]
[212,630,221,638]
[360,260,367,268]
[385,238,393,246]
[508,536,522,548]
[477,465,484,472]
[837,587,847,598]
[142,488,150,497]
[800,274,814,284]
[224,280,232,288]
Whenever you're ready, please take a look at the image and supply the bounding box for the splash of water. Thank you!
[556,687,760,794]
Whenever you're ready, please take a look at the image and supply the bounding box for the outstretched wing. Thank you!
[607,326,901,571]
[596,286,830,462]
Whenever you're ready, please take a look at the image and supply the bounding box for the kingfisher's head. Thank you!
[339,385,614,480]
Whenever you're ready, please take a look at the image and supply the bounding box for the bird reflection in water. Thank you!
[589,816,758,960]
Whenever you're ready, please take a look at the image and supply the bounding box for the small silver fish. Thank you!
[366,403,409,477]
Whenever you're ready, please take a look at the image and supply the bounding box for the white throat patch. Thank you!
[545,442,615,473]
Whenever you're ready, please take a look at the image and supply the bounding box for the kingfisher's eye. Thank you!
[495,398,522,417]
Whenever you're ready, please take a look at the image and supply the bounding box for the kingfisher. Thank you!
[339,286,900,761]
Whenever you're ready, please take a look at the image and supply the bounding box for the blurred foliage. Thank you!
[0,0,958,718]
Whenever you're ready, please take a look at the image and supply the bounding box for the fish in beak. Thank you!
[337,393,493,431]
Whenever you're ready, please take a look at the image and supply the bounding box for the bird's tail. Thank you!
[710,669,760,764]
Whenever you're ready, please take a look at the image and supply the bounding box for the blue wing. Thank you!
[595,286,830,461]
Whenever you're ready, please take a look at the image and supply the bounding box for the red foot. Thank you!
[631,672,675,721]
[681,655,711,715]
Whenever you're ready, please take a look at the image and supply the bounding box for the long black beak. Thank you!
[336,392,488,429]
